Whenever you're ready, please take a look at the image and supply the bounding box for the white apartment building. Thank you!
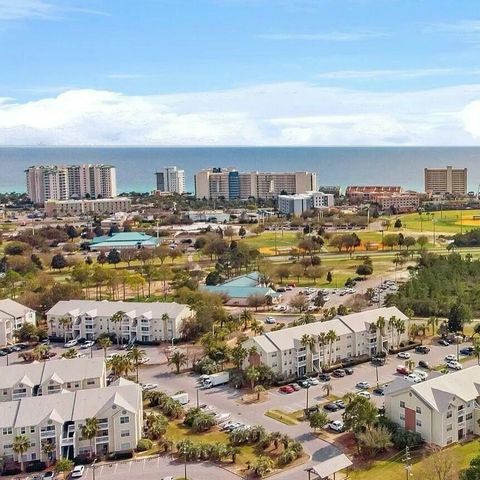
[385,366,480,447]
[0,381,143,463]
[45,197,132,217]
[194,168,317,200]
[46,300,194,343]
[25,164,117,205]
[155,166,185,194]
[278,191,334,215]
[0,357,106,402]
[242,307,408,377]
[0,299,36,347]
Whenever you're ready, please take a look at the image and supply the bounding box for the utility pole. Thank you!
[403,446,412,480]
[92,458,97,480]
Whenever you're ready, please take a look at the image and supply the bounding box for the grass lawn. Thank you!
[264,409,301,425]
[350,439,480,480]
[242,231,300,254]
[396,209,480,234]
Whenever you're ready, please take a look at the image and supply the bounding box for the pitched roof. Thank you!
[90,232,158,248]
[0,362,45,389]
[0,299,34,319]
[203,285,276,299]
[46,300,191,319]
[222,272,261,287]
[336,306,408,333]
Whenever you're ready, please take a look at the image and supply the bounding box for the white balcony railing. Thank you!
[40,430,56,439]
[96,435,109,444]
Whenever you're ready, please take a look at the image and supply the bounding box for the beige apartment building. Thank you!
[194,167,317,200]
[0,380,143,462]
[45,197,132,217]
[424,166,468,195]
[385,366,480,447]
[47,300,194,343]
[0,299,36,347]
[0,357,106,402]
[373,192,420,213]
[242,307,408,377]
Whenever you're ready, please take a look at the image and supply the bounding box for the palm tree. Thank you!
[322,382,332,398]
[227,445,240,463]
[395,319,406,348]
[427,316,439,336]
[58,316,72,341]
[376,316,386,336]
[32,344,50,360]
[474,341,480,365]
[13,434,30,471]
[245,366,260,391]
[81,418,99,457]
[41,439,55,465]
[326,330,337,366]
[388,315,397,348]
[127,345,146,383]
[317,332,327,368]
[61,347,77,359]
[145,413,168,440]
[110,311,125,345]
[97,336,112,359]
[300,334,315,372]
[240,309,253,330]
[107,355,124,378]
[254,385,266,401]
[250,319,264,335]
[168,350,187,374]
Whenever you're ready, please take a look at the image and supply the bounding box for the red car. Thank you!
[396,366,410,375]
[279,385,294,394]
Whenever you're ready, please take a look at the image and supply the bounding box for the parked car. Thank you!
[328,420,344,432]
[397,352,411,359]
[396,365,410,375]
[415,346,430,354]
[141,383,158,391]
[307,377,319,386]
[446,361,462,370]
[43,472,55,479]
[71,466,85,478]
[373,386,386,396]
[81,340,95,349]
[64,339,78,348]
[460,347,475,356]
[288,383,301,391]
[418,360,430,369]
[333,400,346,409]
[319,373,331,382]
[357,391,371,399]
[296,379,310,388]
[332,369,346,377]
[356,381,370,389]
[404,373,422,383]
[413,370,428,381]
[438,339,450,346]
[344,368,354,375]
[279,385,295,394]
[371,357,385,366]
[445,354,457,362]
[324,403,340,412]
[264,316,276,324]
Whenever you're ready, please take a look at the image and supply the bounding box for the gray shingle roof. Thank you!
[336,306,408,333]
[0,299,34,319]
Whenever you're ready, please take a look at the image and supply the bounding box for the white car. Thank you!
[447,361,462,370]
[215,413,231,424]
[80,340,95,349]
[445,354,457,362]
[264,316,276,324]
[71,465,85,478]
[64,339,78,348]
[307,377,319,386]
[356,381,370,389]
[141,383,158,391]
[404,374,422,383]
[397,352,410,359]
[328,420,344,432]
[413,370,428,381]
[357,391,371,399]
[139,357,150,364]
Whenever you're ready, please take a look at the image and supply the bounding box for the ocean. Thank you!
[0,146,479,194]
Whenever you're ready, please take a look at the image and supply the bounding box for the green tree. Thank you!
[81,417,99,457]
[55,458,74,474]
[343,396,378,434]
[128,345,146,383]
[448,302,471,333]
[231,345,248,370]
[240,309,253,330]
[245,366,260,390]
[461,454,480,480]
[51,253,67,270]
[97,336,112,359]
[357,426,393,456]
[252,456,275,478]
[13,434,30,471]
[356,264,373,279]
[309,411,328,432]
[107,249,122,268]
[168,350,188,374]
[145,412,168,440]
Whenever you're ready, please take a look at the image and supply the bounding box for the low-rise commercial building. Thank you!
[46,300,194,343]
[0,299,36,347]
[45,197,132,217]
[0,357,106,402]
[385,366,480,447]
[373,192,420,213]
[278,191,334,215]
[0,381,143,462]
[88,232,158,251]
[242,307,408,377]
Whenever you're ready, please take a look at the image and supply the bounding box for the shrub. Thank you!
[392,427,423,449]
[137,438,154,452]
[107,451,133,461]
[25,461,47,473]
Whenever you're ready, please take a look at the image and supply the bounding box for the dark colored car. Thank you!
[460,347,475,356]
[415,346,430,354]
[319,373,331,382]
[344,368,354,375]
[297,379,310,388]
[334,400,346,409]
[371,357,385,366]
[0,349,7,357]
[373,387,386,396]
[418,360,430,369]
[332,369,346,378]
[324,403,340,412]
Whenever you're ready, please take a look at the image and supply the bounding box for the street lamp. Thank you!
[91,458,97,480]
[305,384,311,411]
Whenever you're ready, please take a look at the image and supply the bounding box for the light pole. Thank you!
[375,362,379,388]
[305,385,311,411]
[196,387,199,408]
[91,458,97,480]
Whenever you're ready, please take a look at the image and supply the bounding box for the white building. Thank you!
[46,300,194,343]
[385,366,480,447]
[242,307,408,377]
[278,191,334,215]
[45,197,131,217]
[155,166,185,194]
[0,357,106,402]
[25,164,117,205]
[0,380,143,462]
[0,299,36,347]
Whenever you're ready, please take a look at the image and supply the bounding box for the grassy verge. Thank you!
[264,409,302,425]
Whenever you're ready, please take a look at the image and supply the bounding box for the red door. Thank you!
[405,407,416,431]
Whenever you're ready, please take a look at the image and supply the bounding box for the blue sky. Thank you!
[0,0,480,145]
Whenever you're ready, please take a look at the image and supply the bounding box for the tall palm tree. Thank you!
[240,309,253,331]
[322,382,332,398]
[81,418,99,457]
[395,319,406,348]
[145,413,168,440]
[13,434,30,471]
[317,332,327,368]
[97,336,112,359]
[41,439,56,465]
[127,345,146,383]
[250,319,264,335]
[300,334,315,373]
[427,316,439,336]
[326,330,337,366]
[62,348,77,359]
[168,350,187,374]
[245,366,260,391]
[110,311,125,345]
[58,316,72,341]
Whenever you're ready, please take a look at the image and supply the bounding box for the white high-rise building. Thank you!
[155,166,185,194]
[25,164,117,205]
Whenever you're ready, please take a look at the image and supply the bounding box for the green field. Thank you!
[242,231,300,253]
[397,209,480,234]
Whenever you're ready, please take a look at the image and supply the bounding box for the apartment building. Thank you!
[0,381,143,462]
[44,197,131,217]
[278,191,334,215]
[385,366,480,447]
[194,168,317,200]
[155,166,185,194]
[46,300,194,343]
[25,164,117,205]
[345,186,402,203]
[0,299,36,347]
[242,307,408,377]
[424,166,468,196]
[373,192,420,213]
[0,357,106,402]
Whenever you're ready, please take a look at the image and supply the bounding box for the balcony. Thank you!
[40,430,56,439]
[61,436,75,447]
[95,435,109,444]
[98,422,108,430]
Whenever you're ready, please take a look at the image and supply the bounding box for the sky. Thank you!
[0,0,480,146]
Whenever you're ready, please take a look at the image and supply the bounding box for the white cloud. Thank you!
[315,68,477,80]
[0,82,480,146]
[257,31,384,41]
[0,0,54,20]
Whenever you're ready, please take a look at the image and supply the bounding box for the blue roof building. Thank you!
[89,232,159,251]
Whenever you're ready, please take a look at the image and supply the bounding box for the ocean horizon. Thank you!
[1,146,479,195]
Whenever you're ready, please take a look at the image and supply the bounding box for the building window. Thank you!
[20,427,26,434]
[2,428,12,435]
[416,420,422,427]
[87,380,95,385]
[467,413,473,421]
[120,416,129,424]
[121,430,130,438]
[446,424,452,432]
[400,401,405,408]
[121,443,130,450]
[416,407,421,414]
[400,413,405,421]
[458,416,464,423]
[447,411,452,419]
[30,427,35,433]
[458,405,464,411]
[446,437,453,445]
